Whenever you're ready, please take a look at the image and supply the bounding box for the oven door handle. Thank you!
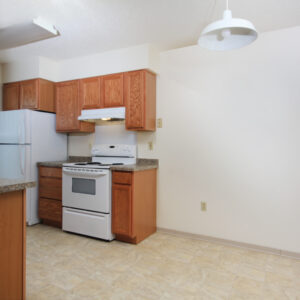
[62,169,107,177]
[64,208,105,218]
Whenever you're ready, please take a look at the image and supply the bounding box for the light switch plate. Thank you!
[157,118,162,128]
[148,141,153,150]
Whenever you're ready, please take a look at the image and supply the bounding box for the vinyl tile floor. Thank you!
[27,224,300,300]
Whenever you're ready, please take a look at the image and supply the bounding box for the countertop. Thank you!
[0,178,36,194]
[110,159,158,171]
[37,158,159,171]
[37,156,91,168]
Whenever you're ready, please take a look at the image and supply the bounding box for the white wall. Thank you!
[2,57,40,83]
[57,44,158,81]
[137,26,300,253]
[2,44,159,84]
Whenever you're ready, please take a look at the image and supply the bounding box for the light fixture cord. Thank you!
[226,0,229,10]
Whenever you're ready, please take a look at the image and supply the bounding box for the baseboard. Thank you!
[157,227,300,260]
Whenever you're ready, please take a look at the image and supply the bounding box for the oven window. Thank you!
[72,178,96,195]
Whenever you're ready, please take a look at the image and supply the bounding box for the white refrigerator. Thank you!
[0,109,67,225]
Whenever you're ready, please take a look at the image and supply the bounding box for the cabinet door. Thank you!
[79,77,101,109]
[56,80,80,131]
[3,83,20,111]
[112,184,132,237]
[0,191,25,300]
[124,70,145,129]
[39,198,62,223]
[101,73,124,107]
[39,79,55,112]
[20,79,38,109]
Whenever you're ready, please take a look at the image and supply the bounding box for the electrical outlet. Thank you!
[201,202,207,211]
[148,141,153,150]
[157,118,163,128]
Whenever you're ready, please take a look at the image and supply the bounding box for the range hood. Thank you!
[78,107,125,123]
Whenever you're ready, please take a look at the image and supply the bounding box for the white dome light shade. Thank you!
[198,10,258,51]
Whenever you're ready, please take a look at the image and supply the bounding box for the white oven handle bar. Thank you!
[63,168,107,178]
[64,208,105,219]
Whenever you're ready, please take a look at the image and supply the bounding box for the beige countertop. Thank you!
[37,158,159,171]
[0,178,36,194]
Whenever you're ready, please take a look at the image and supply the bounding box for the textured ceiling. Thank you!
[0,0,300,62]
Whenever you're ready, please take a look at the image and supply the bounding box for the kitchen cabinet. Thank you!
[112,169,157,244]
[0,190,26,300]
[3,78,55,112]
[124,69,156,131]
[101,73,124,107]
[79,76,102,109]
[79,73,124,109]
[20,79,39,109]
[3,82,20,111]
[38,166,63,227]
[56,80,95,133]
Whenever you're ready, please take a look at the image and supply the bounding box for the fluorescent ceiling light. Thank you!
[198,0,257,51]
[0,17,59,50]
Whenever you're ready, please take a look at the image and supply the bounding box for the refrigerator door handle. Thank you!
[18,119,25,145]
[19,145,24,176]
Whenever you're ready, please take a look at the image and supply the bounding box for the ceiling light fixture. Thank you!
[198,0,258,51]
[0,17,59,50]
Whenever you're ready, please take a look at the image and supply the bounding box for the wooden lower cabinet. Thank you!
[112,184,132,237]
[0,190,26,300]
[112,169,157,244]
[38,166,62,227]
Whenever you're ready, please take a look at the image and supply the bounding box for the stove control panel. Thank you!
[91,144,137,158]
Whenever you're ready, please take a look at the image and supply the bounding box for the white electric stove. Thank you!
[62,144,136,241]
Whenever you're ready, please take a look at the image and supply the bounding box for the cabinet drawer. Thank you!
[39,167,62,178]
[112,171,132,185]
[39,177,62,200]
[39,198,62,223]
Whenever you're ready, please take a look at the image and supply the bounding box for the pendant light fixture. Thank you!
[198,0,258,51]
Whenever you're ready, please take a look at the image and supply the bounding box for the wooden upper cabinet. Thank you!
[3,78,55,112]
[20,79,39,109]
[3,82,20,111]
[79,77,101,109]
[101,73,124,108]
[125,70,156,131]
[39,79,55,112]
[56,80,94,133]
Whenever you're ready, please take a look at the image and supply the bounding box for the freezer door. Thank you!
[0,109,31,144]
[0,144,30,179]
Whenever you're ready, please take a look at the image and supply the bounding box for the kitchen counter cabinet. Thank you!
[38,166,63,227]
[112,169,157,244]
[56,80,95,133]
[0,187,30,300]
[3,78,55,112]
[125,69,156,131]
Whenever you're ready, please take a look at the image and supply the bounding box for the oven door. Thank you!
[62,167,111,213]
